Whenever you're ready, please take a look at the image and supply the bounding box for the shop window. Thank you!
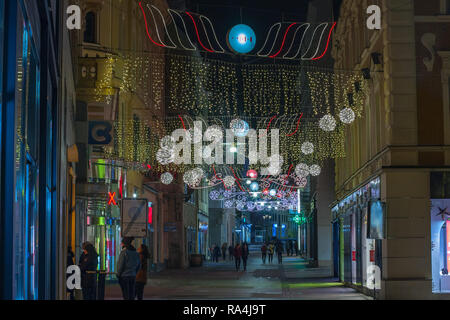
[83,11,97,43]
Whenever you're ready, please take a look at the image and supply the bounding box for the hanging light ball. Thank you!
[295,163,310,177]
[309,164,322,177]
[156,148,174,165]
[160,135,175,150]
[209,190,221,200]
[246,169,258,179]
[183,170,200,187]
[230,118,249,137]
[192,167,204,180]
[160,172,173,185]
[319,114,337,132]
[250,182,259,191]
[223,176,236,188]
[301,142,314,155]
[339,107,356,124]
[224,200,234,208]
[204,125,223,140]
[269,189,277,197]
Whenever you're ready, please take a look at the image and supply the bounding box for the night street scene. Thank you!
[2,0,450,313]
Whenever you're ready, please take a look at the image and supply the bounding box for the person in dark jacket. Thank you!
[276,241,283,264]
[67,246,75,300]
[261,243,267,264]
[234,243,242,271]
[213,244,221,263]
[117,237,141,300]
[135,244,150,300]
[228,245,234,261]
[79,242,98,300]
[221,243,227,261]
[294,240,299,256]
[242,243,250,271]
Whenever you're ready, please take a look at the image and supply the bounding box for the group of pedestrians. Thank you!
[260,240,287,264]
[209,242,250,271]
[68,237,150,300]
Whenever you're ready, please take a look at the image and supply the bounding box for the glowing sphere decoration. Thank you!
[295,163,310,177]
[339,107,356,124]
[246,169,258,179]
[230,118,250,137]
[250,182,259,191]
[223,176,236,188]
[156,148,174,165]
[319,114,337,132]
[227,24,256,54]
[160,172,173,185]
[269,189,277,197]
[309,164,321,177]
[301,142,314,155]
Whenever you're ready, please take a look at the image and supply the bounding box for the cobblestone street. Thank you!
[105,253,371,300]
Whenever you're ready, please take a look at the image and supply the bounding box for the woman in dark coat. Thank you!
[228,245,234,261]
[79,242,98,300]
[242,243,250,271]
[135,244,150,300]
[234,243,242,271]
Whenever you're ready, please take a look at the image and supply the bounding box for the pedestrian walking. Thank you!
[67,246,75,300]
[213,244,221,262]
[221,243,227,261]
[117,237,141,300]
[135,244,150,300]
[242,243,249,271]
[228,245,234,261]
[294,241,299,256]
[234,243,242,271]
[276,241,283,264]
[268,242,274,263]
[261,243,267,264]
[289,240,294,257]
[79,242,98,300]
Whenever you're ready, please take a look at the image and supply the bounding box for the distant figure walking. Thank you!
[79,242,98,300]
[117,237,141,300]
[276,241,283,264]
[261,243,267,264]
[228,245,234,261]
[135,244,150,300]
[294,241,299,256]
[234,243,242,271]
[268,242,274,263]
[221,243,227,261]
[242,243,249,271]
[213,244,221,263]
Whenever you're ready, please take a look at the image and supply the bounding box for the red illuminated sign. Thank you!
[108,192,117,206]
[148,206,153,224]
[447,220,450,270]
[370,250,375,262]
[352,251,356,261]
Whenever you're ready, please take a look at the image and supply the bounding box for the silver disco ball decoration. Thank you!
[183,170,200,187]
[301,142,314,155]
[223,176,236,188]
[160,135,175,149]
[160,172,173,185]
[295,163,310,177]
[319,114,337,132]
[339,107,356,124]
[309,164,322,177]
[156,148,174,165]
[204,125,223,140]
[295,176,308,188]
[192,167,204,180]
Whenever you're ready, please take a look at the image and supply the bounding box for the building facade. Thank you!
[331,0,450,299]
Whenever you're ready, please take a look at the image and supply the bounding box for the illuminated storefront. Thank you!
[332,177,382,294]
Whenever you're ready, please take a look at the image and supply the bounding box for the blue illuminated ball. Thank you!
[227,24,256,54]
[250,182,259,191]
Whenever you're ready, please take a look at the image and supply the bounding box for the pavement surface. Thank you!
[104,252,372,300]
